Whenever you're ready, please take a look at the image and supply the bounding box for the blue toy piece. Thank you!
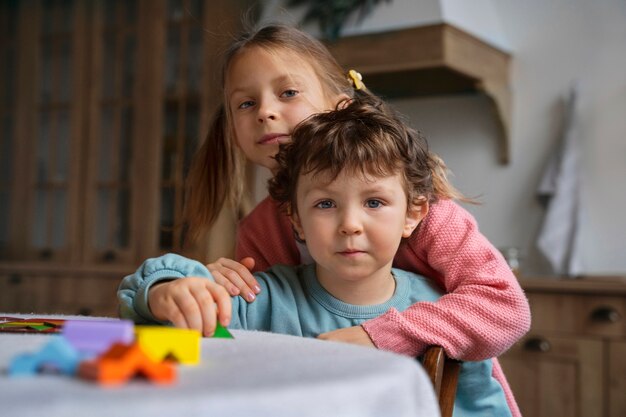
[8,336,81,377]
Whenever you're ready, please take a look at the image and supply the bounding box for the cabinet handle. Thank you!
[9,273,22,285]
[103,250,117,262]
[524,337,551,353]
[590,306,621,323]
[77,307,93,316]
[39,248,53,260]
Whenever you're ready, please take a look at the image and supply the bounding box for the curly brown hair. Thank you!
[269,96,437,215]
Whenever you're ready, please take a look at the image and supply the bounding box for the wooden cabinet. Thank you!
[0,0,253,316]
[500,278,626,417]
[0,266,126,317]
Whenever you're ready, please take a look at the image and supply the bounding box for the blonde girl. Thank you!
[185,24,529,371]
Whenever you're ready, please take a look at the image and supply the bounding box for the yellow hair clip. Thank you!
[348,69,364,90]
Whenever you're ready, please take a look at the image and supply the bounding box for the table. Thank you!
[0,315,439,417]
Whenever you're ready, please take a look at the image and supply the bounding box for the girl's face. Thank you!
[225,46,343,172]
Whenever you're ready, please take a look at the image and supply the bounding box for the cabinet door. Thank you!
[159,0,206,252]
[1,0,254,268]
[82,0,151,265]
[4,0,90,263]
[500,334,604,417]
[0,1,18,259]
[86,0,253,260]
[3,0,169,265]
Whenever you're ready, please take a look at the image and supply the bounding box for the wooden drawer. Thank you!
[500,334,603,417]
[0,272,121,317]
[528,293,625,338]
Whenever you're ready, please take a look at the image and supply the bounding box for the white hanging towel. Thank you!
[536,86,585,276]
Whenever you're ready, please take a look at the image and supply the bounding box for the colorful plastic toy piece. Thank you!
[213,323,234,339]
[134,326,201,365]
[8,336,81,377]
[0,317,65,334]
[62,319,134,355]
[77,342,176,385]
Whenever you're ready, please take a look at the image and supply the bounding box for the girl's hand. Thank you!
[317,326,376,348]
[148,277,232,337]
[207,257,261,303]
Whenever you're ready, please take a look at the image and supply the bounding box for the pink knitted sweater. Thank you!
[236,197,529,416]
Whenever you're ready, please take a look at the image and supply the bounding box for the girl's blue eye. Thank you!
[366,199,383,208]
[281,89,298,98]
[316,200,334,209]
[238,100,254,109]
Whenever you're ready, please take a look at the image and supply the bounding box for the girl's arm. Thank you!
[361,199,531,360]
[207,198,300,301]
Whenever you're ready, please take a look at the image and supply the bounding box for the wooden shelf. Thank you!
[518,276,626,295]
[326,23,512,164]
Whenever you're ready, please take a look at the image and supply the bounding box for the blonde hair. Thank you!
[183,24,467,245]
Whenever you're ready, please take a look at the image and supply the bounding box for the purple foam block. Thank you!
[62,320,134,355]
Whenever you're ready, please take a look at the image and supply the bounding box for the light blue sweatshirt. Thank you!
[118,253,511,417]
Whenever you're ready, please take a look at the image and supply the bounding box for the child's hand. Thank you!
[148,278,232,337]
[207,257,260,303]
[317,326,375,348]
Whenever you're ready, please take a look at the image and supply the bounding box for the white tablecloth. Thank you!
[0,317,439,417]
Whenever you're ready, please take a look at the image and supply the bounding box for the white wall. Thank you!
[262,0,626,276]
[399,0,626,275]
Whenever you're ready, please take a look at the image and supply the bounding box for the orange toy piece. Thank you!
[78,342,175,386]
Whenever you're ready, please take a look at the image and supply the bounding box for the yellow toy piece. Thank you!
[134,326,201,365]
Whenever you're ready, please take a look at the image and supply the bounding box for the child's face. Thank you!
[225,46,343,172]
[291,169,426,292]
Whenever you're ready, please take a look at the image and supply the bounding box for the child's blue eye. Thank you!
[316,200,335,209]
[281,89,298,98]
[238,100,254,109]
[366,199,383,208]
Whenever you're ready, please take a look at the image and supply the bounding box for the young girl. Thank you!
[187,22,529,360]
[119,99,517,416]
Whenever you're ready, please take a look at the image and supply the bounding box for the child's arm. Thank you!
[361,199,530,360]
[117,253,231,337]
[148,277,231,337]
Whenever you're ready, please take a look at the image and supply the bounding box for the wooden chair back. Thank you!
[422,346,461,417]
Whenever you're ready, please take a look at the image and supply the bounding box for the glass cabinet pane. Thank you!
[160,0,204,251]
[92,0,138,255]
[3,0,237,264]
[0,0,18,256]
[30,1,75,253]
